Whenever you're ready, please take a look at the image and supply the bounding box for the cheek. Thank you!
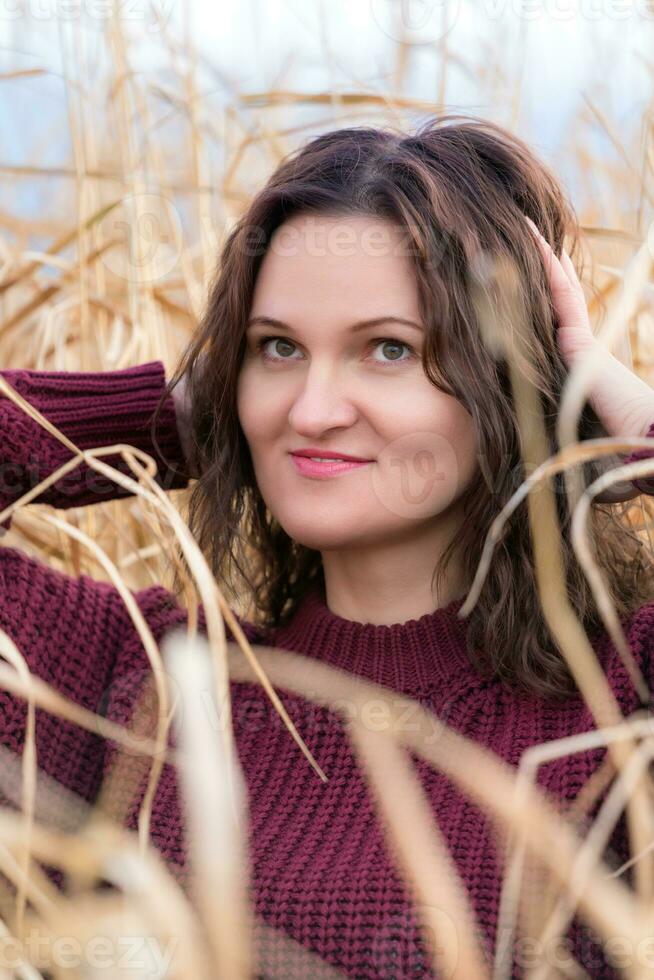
[367,398,476,520]
[444,406,478,481]
[237,365,289,443]
[404,389,476,452]
[370,430,461,519]
[236,369,264,445]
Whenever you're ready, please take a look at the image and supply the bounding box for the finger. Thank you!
[523,217,585,323]
[524,217,556,276]
[524,216,583,295]
[558,245,586,301]
[533,236,578,310]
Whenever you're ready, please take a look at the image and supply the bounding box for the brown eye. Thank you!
[369,339,415,366]
[270,339,295,357]
[381,341,403,360]
[257,336,300,361]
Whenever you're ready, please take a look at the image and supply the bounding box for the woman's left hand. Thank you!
[525,216,654,500]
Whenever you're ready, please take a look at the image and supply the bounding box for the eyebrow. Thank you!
[245,315,424,334]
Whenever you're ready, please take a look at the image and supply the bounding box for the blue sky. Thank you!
[1,0,653,222]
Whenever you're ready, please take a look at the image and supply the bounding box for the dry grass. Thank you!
[1,5,654,978]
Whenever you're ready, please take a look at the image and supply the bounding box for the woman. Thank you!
[1,115,654,979]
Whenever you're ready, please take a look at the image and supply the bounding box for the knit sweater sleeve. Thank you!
[0,544,152,807]
[0,541,257,841]
[0,360,190,533]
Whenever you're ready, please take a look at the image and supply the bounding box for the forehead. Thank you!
[252,214,420,314]
[265,213,411,262]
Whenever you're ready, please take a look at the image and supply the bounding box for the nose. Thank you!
[287,363,358,438]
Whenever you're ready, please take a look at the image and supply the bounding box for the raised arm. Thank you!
[0,360,191,533]
[0,538,260,881]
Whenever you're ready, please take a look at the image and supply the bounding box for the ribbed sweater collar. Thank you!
[270,582,480,700]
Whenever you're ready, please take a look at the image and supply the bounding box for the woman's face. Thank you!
[237,213,479,553]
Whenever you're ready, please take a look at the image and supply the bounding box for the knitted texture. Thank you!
[0,361,654,979]
[0,360,189,531]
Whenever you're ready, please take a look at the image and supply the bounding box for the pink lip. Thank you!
[290,448,372,462]
[290,454,373,479]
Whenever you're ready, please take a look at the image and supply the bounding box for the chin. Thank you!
[271,510,367,551]
[279,526,358,552]
[275,511,404,553]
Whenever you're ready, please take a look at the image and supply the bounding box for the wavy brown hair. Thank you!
[152,113,654,701]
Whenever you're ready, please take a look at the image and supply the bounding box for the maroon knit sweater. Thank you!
[1,360,654,980]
